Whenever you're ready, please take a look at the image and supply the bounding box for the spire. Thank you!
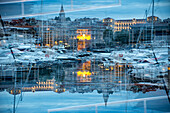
[60,4,64,13]
[59,4,65,22]
[103,93,109,106]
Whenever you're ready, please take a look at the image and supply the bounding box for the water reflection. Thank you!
[0,59,168,108]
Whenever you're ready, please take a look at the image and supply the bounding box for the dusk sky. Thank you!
[0,0,170,20]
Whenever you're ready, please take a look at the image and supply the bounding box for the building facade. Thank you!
[129,21,170,46]
[103,16,161,32]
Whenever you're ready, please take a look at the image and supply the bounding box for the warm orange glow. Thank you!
[105,68,109,71]
[119,65,123,67]
[55,89,58,92]
[55,41,57,45]
[77,34,91,40]
[77,71,91,76]
[110,19,113,22]
[168,67,170,70]
[100,66,104,68]
[77,71,92,82]
[82,61,91,71]
[77,41,86,51]
[77,29,89,34]
[77,29,91,51]
[45,44,50,47]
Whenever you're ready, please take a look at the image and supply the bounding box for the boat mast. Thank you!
[151,0,154,41]
[150,0,169,103]
[0,15,16,113]
[150,0,159,64]
[145,10,147,43]
[41,0,43,49]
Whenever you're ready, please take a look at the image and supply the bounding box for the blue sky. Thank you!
[0,0,170,20]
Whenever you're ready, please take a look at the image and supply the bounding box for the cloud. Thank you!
[1,0,169,20]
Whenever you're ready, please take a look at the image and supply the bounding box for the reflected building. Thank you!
[1,60,165,106]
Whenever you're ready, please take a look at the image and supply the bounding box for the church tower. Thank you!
[59,4,65,22]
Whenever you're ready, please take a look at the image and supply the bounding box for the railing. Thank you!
[48,95,169,113]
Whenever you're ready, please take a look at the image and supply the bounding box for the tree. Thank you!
[114,30,129,45]
[54,16,59,20]
[66,17,71,21]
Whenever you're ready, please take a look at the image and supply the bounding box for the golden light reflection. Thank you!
[77,61,92,82]
[20,80,57,93]
[82,61,91,71]
[77,71,92,82]
[77,41,86,51]
[45,44,50,47]
[77,71,91,76]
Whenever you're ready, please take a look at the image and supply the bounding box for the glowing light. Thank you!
[77,71,91,76]
[77,34,91,40]
[45,44,50,47]
[55,41,57,45]
[119,65,123,67]
[100,66,104,68]
[105,68,109,71]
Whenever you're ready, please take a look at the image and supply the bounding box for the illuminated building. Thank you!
[147,16,161,23]
[114,18,146,32]
[103,16,161,32]
[8,88,21,95]
[77,29,91,51]
[21,80,55,92]
[72,18,107,48]
[102,17,114,30]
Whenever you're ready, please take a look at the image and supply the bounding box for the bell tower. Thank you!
[59,4,65,22]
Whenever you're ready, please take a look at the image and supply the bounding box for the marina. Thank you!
[0,0,169,113]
